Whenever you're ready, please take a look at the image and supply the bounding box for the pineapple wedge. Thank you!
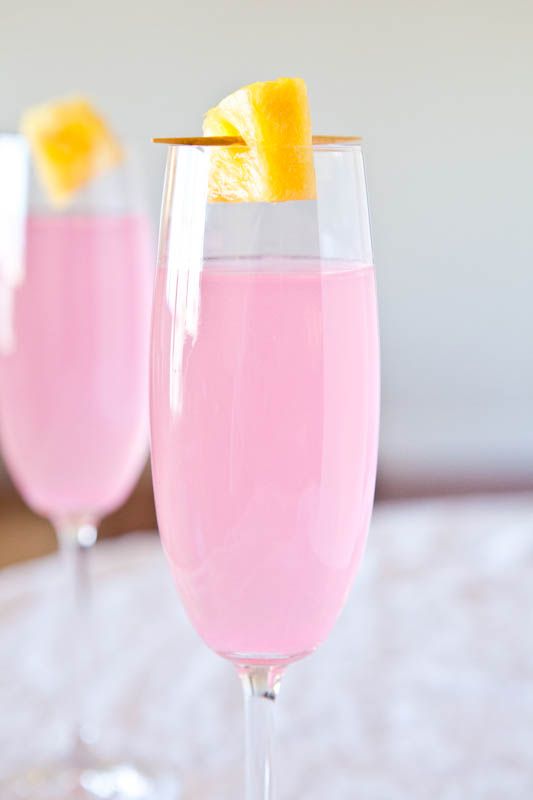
[21,97,123,206]
[203,78,315,203]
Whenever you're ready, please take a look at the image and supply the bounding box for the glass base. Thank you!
[1,757,179,800]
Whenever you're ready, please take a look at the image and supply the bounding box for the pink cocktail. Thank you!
[0,214,151,521]
[151,259,379,659]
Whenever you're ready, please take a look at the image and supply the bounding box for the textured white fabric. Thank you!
[0,495,532,798]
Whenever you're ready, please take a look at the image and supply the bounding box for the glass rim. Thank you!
[152,135,362,152]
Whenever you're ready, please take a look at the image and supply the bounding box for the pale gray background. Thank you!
[1,0,532,492]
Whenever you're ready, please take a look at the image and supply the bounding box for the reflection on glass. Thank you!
[0,134,29,352]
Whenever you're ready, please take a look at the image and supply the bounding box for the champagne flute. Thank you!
[150,138,379,798]
[0,133,175,799]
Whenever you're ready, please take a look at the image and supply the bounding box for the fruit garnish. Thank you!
[203,77,315,203]
[20,97,123,206]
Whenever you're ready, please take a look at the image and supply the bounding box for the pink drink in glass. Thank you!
[150,258,379,660]
[0,214,152,520]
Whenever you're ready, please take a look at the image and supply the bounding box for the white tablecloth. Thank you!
[0,495,532,799]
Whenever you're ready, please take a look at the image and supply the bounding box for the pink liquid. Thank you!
[150,259,379,661]
[0,214,152,520]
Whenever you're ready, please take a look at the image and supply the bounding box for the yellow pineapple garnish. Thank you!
[203,77,315,203]
[20,97,123,206]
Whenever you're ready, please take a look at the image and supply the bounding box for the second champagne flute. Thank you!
[0,134,175,799]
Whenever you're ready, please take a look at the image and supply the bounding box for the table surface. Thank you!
[0,495,532,799]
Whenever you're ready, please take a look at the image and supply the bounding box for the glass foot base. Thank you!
[1,757,179,800]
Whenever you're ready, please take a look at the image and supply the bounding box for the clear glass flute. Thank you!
[0,134,174,799]
[150,138,380,798]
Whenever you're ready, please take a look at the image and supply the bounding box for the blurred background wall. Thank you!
[1,0,532,503]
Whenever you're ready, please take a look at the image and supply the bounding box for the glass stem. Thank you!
[55,518,98,757]
[239,666,283,800]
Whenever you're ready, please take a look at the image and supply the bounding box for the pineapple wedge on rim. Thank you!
[20,97,123,207]
[203,77,316,203]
